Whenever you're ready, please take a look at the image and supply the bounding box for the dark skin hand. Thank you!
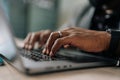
[23,27,111,56]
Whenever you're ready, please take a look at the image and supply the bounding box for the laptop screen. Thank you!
[0,3,17,60]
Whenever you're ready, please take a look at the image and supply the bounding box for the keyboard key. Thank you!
[19,49,67,61]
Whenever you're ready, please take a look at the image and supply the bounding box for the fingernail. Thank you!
[42,48,46,54]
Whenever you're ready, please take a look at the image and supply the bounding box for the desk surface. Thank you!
[1,62,120,80]
[0,39,120,80]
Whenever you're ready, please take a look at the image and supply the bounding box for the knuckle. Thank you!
[55,38,63,44]
[50,32,58,38]
[70,32,80,37]
[32,32,39,38]
[69,34,77,38]
[40,33,44,38]
[50,32,56,35]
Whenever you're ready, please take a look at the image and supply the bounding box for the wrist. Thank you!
[104,31,111,50]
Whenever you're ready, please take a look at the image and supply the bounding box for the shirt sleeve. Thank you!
[107,29,120,57]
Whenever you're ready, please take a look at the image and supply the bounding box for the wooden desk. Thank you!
[1,62,120,80]
[0,39,120,80]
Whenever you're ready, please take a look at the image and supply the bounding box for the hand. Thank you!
[23,30,52,50]
[43,27,111,56]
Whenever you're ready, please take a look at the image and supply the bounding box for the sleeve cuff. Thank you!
[106,29,120,58]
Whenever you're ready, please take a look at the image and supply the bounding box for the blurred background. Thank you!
[1,0,88,38]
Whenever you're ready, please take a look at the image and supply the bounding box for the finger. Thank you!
[44,32,60,54]
[28,33,36,50]
[44,31,70,54]
[28,32,40,50]
[23,33,32,49]
[39,30,51,48]
[49,36,72,56]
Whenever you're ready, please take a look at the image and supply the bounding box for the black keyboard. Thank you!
[19,48,114,63]
[19,49,67,61]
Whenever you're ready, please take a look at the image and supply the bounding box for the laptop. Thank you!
[0,3,118,75]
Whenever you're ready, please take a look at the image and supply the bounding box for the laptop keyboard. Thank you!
[19,48,67,61]
[19,48,111,63]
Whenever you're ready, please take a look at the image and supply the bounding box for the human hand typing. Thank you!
[23,27,111,57]
[42,27,111,56]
